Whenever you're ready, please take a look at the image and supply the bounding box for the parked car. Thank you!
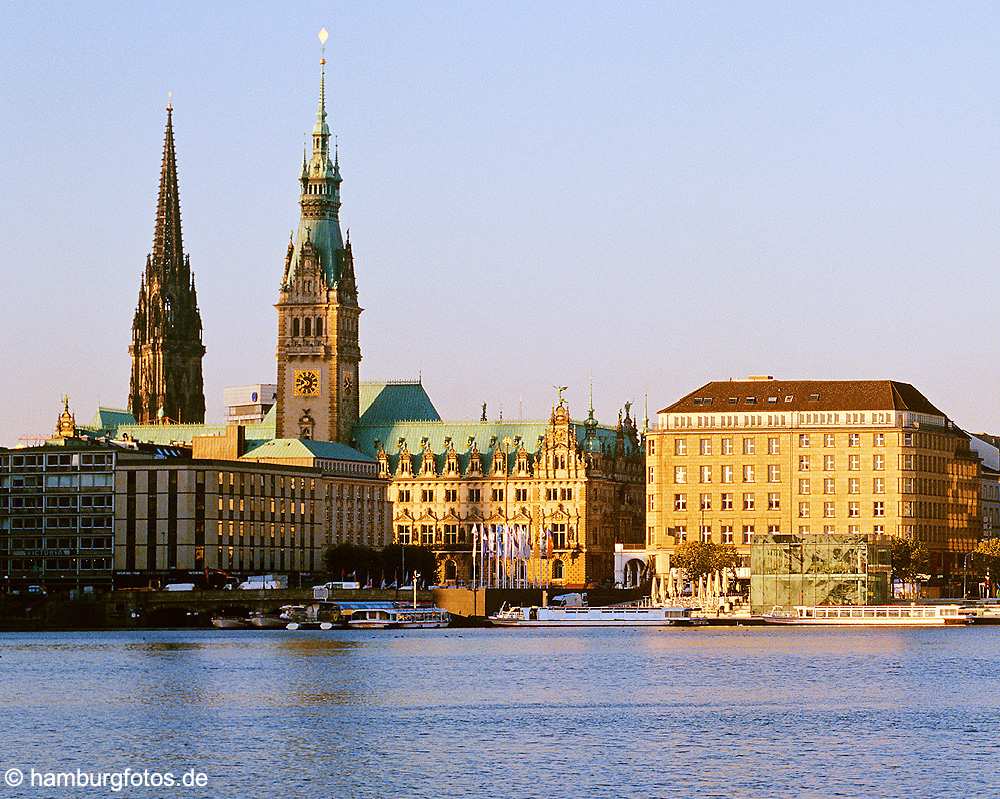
[26,585,47,597]
[164,583,196,592]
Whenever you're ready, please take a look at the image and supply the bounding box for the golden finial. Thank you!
[318,27,329,64]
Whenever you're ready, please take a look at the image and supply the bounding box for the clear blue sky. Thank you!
[2,1,999,445]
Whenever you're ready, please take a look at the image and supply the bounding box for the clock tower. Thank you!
[275,48,361,444]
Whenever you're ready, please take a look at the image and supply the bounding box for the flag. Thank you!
[547,529,554,559]
[512,527,520,561]
[522,526,531,559]
[497,526,505,559]
[538,526,545,559]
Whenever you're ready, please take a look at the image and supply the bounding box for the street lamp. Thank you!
[963,551,972,600]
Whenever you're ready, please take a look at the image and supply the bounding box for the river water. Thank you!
[1,627,998,798]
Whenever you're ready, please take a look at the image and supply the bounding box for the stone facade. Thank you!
[128,103,206,425]
[646,378,981,581]
[380,400,645,588]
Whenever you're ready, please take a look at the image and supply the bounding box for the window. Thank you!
[420,524,435,545]
[902,477,915,494]
[874,433,885,447]
[674,466,687,484]
[848,478,860,494]
[699,438,712,456]
[674,493,687,511]
[849,433,860,447]
[421,489,434,503]
[799,455,810,471]
[901,454,915,470]
[700,465,712,484]
[848,502,860,518]
[721,525,734,544]
[767,437,780,455]
[743,493,755,511]
[823,434,835,448]
[798,479,811,495]
[397,489,411,503]
[648,466,655,484]
[721,493,734,511]
[767,492,780,511]
[848,454,860,471]
[768,464,780,483]
[551,560,564,580]
[873,454,885,471]
[648,494,656,511]
[674,439,687,456]
[873,524,884,535]
[742,525,754,545]
[799,434,810,448]
[648,439,656,456]
[514,488,527,503]
[902,501,915,518]
[873,478,884,495]
[491,488,504,502]
[468,488,481,503]
[823,455,835,471]
[721,438,733,455]
[903,432,914,447]
[722,465,734,484]
[700,525,711,543]
[798,502,810,518]
[742,437,755,455]
[823,478,835,495]
[824,501,835,518]
[396,524,411,544]
[874,501,885,517]
[742,465,755,483]
[675,526,687,543]
[700,493,711,511]
[823,525,836,534]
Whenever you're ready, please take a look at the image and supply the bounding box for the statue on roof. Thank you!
[554,385,568,406]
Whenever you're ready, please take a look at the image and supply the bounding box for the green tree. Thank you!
[323,543,378,582]
[673,541,738,583]
[974,538,1000,575]
[380,544,439,585]
[887,537,930,584]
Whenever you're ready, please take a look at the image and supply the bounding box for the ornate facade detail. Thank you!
[275,53,362,443]
[128,103,206,424]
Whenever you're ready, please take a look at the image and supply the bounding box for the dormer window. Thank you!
[809,393,820,401]
[728,397,738,405]
[745,397,757,405]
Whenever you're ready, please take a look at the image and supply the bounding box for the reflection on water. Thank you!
[1,627,998,797]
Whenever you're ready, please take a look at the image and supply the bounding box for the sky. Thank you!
[2,1,1000,446]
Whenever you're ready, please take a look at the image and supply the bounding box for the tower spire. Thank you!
[152,98,184,278]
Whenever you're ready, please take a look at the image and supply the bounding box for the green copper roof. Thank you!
[352,417,630,462]
[84,407,137,434]
[243,438,373,463]
[358,381,441,426]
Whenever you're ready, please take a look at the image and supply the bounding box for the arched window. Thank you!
[304,317,312,337]
[292,318,300,337]
[444,560,457,581]
[551,559,564,580]
[315,317,323,336]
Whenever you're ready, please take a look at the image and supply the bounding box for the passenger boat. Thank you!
[249,607,295,629]
[489,603,707,627]
[283,601,343,631]
[760,604,971,626]
[348,607,450,629]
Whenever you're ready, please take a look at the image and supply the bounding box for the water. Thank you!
[1,627,999,798]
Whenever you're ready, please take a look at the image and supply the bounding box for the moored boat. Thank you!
[760,604,971,626]
[211,616,250,629]
[348,607,450,629]
[489,604,707,627]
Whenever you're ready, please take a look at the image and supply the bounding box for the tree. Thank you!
[380,545,439,585]
[323,543,378,583]
[974,538,1000,575]
[672,541,738,583]
[887,537,929,585]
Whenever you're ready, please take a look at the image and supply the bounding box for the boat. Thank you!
[760,604,972,626]
[489,603,707,627]
[210,616,250,629]
[283,601,343,630]
[348,607,450,629]
[248,607,295,629]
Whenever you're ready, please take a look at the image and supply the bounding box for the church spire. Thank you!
[152,96,184,280]
[128,99,206,425]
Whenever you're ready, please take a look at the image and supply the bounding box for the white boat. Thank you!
[348,607,450,629]
[489,604,707,627]
[760,604,971,626]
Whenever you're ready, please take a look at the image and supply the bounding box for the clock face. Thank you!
[293,369,321,397]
